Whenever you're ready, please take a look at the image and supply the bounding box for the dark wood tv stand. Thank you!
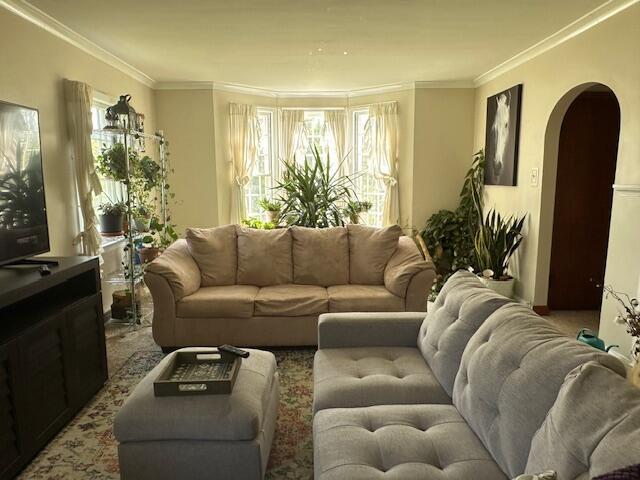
[0,256,107,479]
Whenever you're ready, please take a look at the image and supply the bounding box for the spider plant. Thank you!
[474,209,526,280]
[275,145,356,228]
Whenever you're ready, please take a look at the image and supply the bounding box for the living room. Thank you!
[0,1,639,479]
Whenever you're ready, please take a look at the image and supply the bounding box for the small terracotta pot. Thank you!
[139,247,160,264]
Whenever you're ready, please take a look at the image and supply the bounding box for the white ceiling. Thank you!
[27,0,609,91]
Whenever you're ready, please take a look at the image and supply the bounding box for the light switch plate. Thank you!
[530,167,539,187]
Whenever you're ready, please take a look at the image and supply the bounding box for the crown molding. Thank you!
[0,0,155,87]
[153,80,474,97]
[474,0,640,86]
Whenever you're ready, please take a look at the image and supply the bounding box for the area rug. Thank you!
[19,349,315,480]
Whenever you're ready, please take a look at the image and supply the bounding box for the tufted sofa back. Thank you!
[452,303,626,478]
[418,270,512,395]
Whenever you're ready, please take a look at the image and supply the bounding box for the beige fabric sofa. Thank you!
[145,224,435,348]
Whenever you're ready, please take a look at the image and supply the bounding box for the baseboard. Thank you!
[533,305,551,316]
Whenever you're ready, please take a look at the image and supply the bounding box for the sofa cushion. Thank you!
[348,224,402,284]
[236,226,293,286]
[291,226,349,286]
[526,361,640,479]
[185,225,237,286]
[327,285,404,312]
[254,284,328,317]
[313,347,450,412]
[418,270,511,396]
[177,285,258,318]
[452,303,626,478]
[145,239,201,300]
[114,348,277,442]
[384,236,431,297]
[314,404,508,480]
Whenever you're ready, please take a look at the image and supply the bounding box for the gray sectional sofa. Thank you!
[313,271,640,479]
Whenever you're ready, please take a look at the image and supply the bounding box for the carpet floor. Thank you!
[18,333,315,480]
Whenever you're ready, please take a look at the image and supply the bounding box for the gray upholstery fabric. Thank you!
[317,312,426,349]
[452,303,626,478]
[118,371,279,480]
[314,404,508,480]
[526,361,640,479]
[114,348,277,442]
[418,271,512,395]
[313,347,450,413]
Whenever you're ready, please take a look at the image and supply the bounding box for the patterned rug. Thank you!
[19,349,315,479]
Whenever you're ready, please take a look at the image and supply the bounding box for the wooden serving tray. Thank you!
[153,349,242,396]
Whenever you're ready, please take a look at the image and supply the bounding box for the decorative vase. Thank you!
[479,276,516,299]
[266,211,280,224]
[139,247,160,264]
[98,214,124,236]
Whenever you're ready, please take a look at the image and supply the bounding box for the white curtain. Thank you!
[279,109,304,164]
[368,102,400,226]
[64,79,103,256]
[324,109,347,173]
[229,103,259,223]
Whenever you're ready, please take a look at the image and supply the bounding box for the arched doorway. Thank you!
[547,85,620,315]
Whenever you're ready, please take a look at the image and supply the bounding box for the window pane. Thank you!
[245,109,275,220]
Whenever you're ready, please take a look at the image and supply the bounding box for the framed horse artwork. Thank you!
[484,84,523,186]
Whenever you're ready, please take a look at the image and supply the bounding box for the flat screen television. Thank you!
[0,100,49,266]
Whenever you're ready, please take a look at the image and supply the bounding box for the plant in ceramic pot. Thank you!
[343,200,372,224]
[275,145,355,228]
[257,197,281,224]
[98,201,126,236]
[474,209,526,298]
[133,205,152,232]
[139,216,178,264]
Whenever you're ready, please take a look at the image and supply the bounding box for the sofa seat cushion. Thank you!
[327,285,403,312]
[254,284,328,317]
[313,347,450,412]
[177,285,259,319]
[314,404,507,480]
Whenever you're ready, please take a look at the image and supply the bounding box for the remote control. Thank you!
[219,345,250,358]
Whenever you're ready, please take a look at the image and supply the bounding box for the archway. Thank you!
[536,83,620,324]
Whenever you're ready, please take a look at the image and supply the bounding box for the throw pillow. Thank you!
[236,226,293,286]
[291,226,349,286]
[185,225,237,286]
[347,224,402,284]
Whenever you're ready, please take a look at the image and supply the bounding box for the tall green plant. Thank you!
[475,210,526,280]
[420,150,485,295]
[275,146,355,227]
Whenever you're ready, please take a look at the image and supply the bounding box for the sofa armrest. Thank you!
[145,239,201,300]
[318,312,426,349]
[145,271,177,347]
[384,236,435,298]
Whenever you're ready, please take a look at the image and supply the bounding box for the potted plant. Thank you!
[133,205,152,232]
[98,201,126,236]
[139,216,179,263]
[257,198,281,224]
[474,209,526,298]
[96,142,130,182]
[343,200,372,224]
[275,145,356,227]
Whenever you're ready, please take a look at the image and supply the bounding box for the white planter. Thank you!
[480,277,516,299]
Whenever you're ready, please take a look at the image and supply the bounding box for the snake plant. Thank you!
[474,209,526,280]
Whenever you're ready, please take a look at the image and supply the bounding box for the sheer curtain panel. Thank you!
[64,79,103,255]
[278,109,304,164]
[229,103,259,223]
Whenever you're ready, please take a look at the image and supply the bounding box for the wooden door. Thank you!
[548,91,620,310]
[0,341,25,480]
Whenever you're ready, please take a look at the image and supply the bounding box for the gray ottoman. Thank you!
[114,348,279,480]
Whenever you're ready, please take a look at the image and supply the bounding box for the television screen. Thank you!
[0,101,49,265]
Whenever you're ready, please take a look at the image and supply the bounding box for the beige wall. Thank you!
[412,88,475,229]
[155,89,217,232]
[472,4,640,355]
[0,8,156,256]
